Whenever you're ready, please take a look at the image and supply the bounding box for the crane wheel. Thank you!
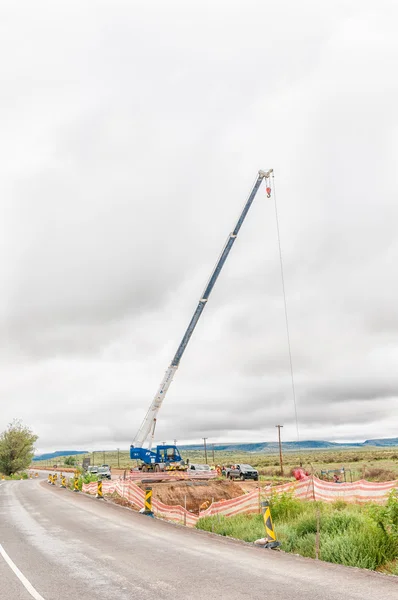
[154,465,161,472]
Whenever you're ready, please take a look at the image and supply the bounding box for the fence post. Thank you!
[261,500,280,549]
[315,506,320,560]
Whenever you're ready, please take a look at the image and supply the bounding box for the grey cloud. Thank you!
[1,1,398,451]
[303,379,398,404]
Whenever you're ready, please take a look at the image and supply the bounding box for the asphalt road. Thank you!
[0,478,397,600]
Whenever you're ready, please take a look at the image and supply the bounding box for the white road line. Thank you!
[0,542,46,600]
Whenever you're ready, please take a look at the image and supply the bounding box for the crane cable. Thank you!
[271,172,302,466]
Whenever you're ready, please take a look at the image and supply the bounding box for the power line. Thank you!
[272,173,302,466]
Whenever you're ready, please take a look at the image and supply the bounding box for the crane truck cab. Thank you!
[130,444,186,472]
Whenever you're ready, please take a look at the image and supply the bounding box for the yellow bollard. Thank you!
[1,475,5,481]
[51,474,55,486]
[73,476,79,493]
[261,501,280,549]
[96,479,104,499]
[60,475,66,489]
[47,474,52,484]
[35,472,39,478]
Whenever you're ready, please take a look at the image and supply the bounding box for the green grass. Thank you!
[0,472,29,480]
[196,491,398,573]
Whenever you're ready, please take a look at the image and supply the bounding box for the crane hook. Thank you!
[266,186,271,198]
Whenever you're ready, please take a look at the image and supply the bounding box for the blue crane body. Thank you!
[130,170,273,471]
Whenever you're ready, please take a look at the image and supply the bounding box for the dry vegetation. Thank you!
[33,446,398,482]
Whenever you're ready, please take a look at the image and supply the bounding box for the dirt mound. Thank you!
[137,480,253,513]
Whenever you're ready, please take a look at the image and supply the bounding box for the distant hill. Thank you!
[33,438,398,459]
[33,450,87,462]
[363,438,398,447]
[180,438,397,452]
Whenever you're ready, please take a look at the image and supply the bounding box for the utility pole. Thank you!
[203,438,208,464]
[174,439,177,446]
[117,448,120,469]
[103,451,105,465]
[212,444,215,464]
[276,425,284,476]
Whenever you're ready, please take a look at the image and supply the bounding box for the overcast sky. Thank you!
[1,1,397,452]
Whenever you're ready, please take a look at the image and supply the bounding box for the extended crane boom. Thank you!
[132,169,273,451]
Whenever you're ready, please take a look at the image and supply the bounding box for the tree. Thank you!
[64,456,77,466]
[0,420,38,476]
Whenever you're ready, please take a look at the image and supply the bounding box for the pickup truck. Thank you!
[225,464,258,481]
[97,466,112,480]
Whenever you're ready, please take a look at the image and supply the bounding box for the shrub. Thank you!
[295,533,316,559]
[331,499,348,511]
[196,514,264,543]
[269,492,304,521]
[5,472,29,480]
[321,511,363,536]
[320,524,398,570]
[294,516,317,537]
[365,468,397,482]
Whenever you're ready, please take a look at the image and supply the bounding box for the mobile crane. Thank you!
[130,169,273,472]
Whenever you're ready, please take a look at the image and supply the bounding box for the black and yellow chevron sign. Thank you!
[97,480,103,498]
[263,503,276,541]
[145,488,153,512]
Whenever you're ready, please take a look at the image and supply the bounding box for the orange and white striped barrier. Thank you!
[81,476,398,528]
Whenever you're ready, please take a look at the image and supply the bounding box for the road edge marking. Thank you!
[0,542,46,600]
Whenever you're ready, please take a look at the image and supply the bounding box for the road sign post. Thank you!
[261,501,280,549]
[96,480,104,499]
[144,487,154,517]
